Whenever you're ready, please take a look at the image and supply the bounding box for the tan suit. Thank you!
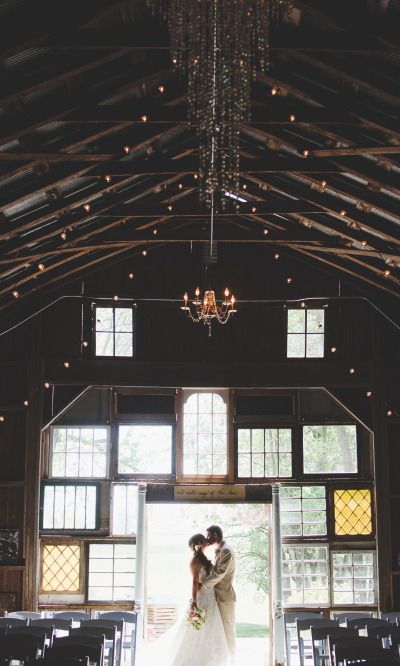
[200,541,236,660]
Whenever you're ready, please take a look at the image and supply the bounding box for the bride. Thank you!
[137,533,230,666]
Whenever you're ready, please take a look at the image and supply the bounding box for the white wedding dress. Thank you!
[137,569,231,666]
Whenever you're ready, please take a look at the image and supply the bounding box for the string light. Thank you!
[128,273,135,279]
[330,346,337,353]
[286,277,292,284]
[321,180,327,189]
[386,409,393,417]
[361,240,367,247]
[82,341,89,348]
[274,253,280,260]
[167,205,173,212]
[104,175,112,184]
[339,210,347,217]
[44,382,50,389]
[158,85,165,93]
[12,290,19,298]
[142,250,148,256]
[263,228,269,235]
[123,146,131,154]
[289,114,296,122]
[63,361,70,368]
[349,367,355,374]
[271,85,279,96]
[302,149,309,157]
[83,203,91,212]
[251,206,257,213]
[38,263,45,271]
[301,301,306,308]
[384,269,391,277]
[0,416,5,423]
[23,400,29,407]
[153,229,158,235]
[366,391,373,398]
[60,231,67,240]
[178,183,183,189]
[140,115,148,122]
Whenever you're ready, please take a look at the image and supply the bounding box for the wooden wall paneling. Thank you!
[0,413,27,481]
[0,486,25,528]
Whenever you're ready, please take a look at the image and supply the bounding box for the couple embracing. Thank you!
[139,524,236,666]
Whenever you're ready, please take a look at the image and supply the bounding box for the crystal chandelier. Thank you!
[146,0,292,206]
[181,287,237,337]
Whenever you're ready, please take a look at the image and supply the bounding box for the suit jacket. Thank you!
[200,541,236,604]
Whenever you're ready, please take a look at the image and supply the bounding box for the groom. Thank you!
[199,525,236,662]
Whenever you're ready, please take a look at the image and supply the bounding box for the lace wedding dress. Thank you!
[137,571,231,666]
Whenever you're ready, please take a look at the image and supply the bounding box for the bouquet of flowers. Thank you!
[186,606,206,630]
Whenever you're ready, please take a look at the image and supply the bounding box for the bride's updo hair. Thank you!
[188,533,206,552]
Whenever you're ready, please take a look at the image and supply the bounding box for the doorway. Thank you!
[144,502,271,666]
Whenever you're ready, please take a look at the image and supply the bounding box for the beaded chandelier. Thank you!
[147,0,292,206]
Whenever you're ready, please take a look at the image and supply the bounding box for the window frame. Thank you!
[49,425,111,480]
[40,540,84,596]
[235,425,294,481]
[330,549,377,607]
[39,481,101,534]
[116,421,176,480]
[281,543,330,607]
[92,303,136,359]
[286,307,325,359]
[280,484,328,540]
[85,540,136,604]
[179,389,231,482]
[301,423,360,479]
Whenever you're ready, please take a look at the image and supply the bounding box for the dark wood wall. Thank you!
[0,244,399,611]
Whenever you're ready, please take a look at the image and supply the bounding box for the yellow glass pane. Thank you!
[334,489,372,536]
[42,544,80,592]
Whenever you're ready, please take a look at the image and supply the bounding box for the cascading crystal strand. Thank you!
[146,0,292,207]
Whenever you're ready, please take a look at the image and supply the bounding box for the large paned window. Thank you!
[41,483,98,531]
[112,484,138,535]
[280,486,327,537]
[237,428,292,478]
[282,545,329,605]
[87,543,136,602]
[303,425,358,474]
[41,543,81,593]
[287,308,325,358]
[94,306,134,357]
[118,425,173,475]
[182,391,228,476]
[332,551,376,605]
[51,427,109,478]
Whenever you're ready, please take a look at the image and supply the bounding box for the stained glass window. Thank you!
[334,489,372,536]
[41,543,81,593]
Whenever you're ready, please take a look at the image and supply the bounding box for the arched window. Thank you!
[182,390,228,477]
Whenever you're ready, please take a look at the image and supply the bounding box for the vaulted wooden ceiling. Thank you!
[0,0,400,314]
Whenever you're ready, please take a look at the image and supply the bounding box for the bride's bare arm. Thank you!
[190,557,202,607]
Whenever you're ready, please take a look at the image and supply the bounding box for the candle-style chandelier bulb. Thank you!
[181,287,237,337]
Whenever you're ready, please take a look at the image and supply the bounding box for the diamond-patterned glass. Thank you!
[42,544,80,592]
[334,489,372,536]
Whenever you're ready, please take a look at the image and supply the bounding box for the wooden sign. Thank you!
[174,485,246,501]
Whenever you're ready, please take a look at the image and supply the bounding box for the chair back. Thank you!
[344,660,399,666]
[52,634,105,665]
[381,612,400,625]
[333,612,374,624]
[7,626,52,645]
[0,633,45,662]
[311,626,358,666]
[0,618,29,628]
[283,611,323,666]
[98,612,136,666]
[54,612,91,622]
[297,619,338,666]
[346,618,388,631]
[6,612,42,620]
[328,634,381,666]
[333,643,393,665]
[31,618,71,632]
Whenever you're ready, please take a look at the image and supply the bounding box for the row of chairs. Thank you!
[0,612,137,666]
[285,611,400,666]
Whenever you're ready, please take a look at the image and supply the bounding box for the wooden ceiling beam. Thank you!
[311,146,400,157]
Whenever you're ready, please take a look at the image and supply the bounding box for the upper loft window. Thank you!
[287,308,325,358]
[94,306,134,357]
[182,390,228,477]
[303,425,358,475]
[50,427,109,478]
